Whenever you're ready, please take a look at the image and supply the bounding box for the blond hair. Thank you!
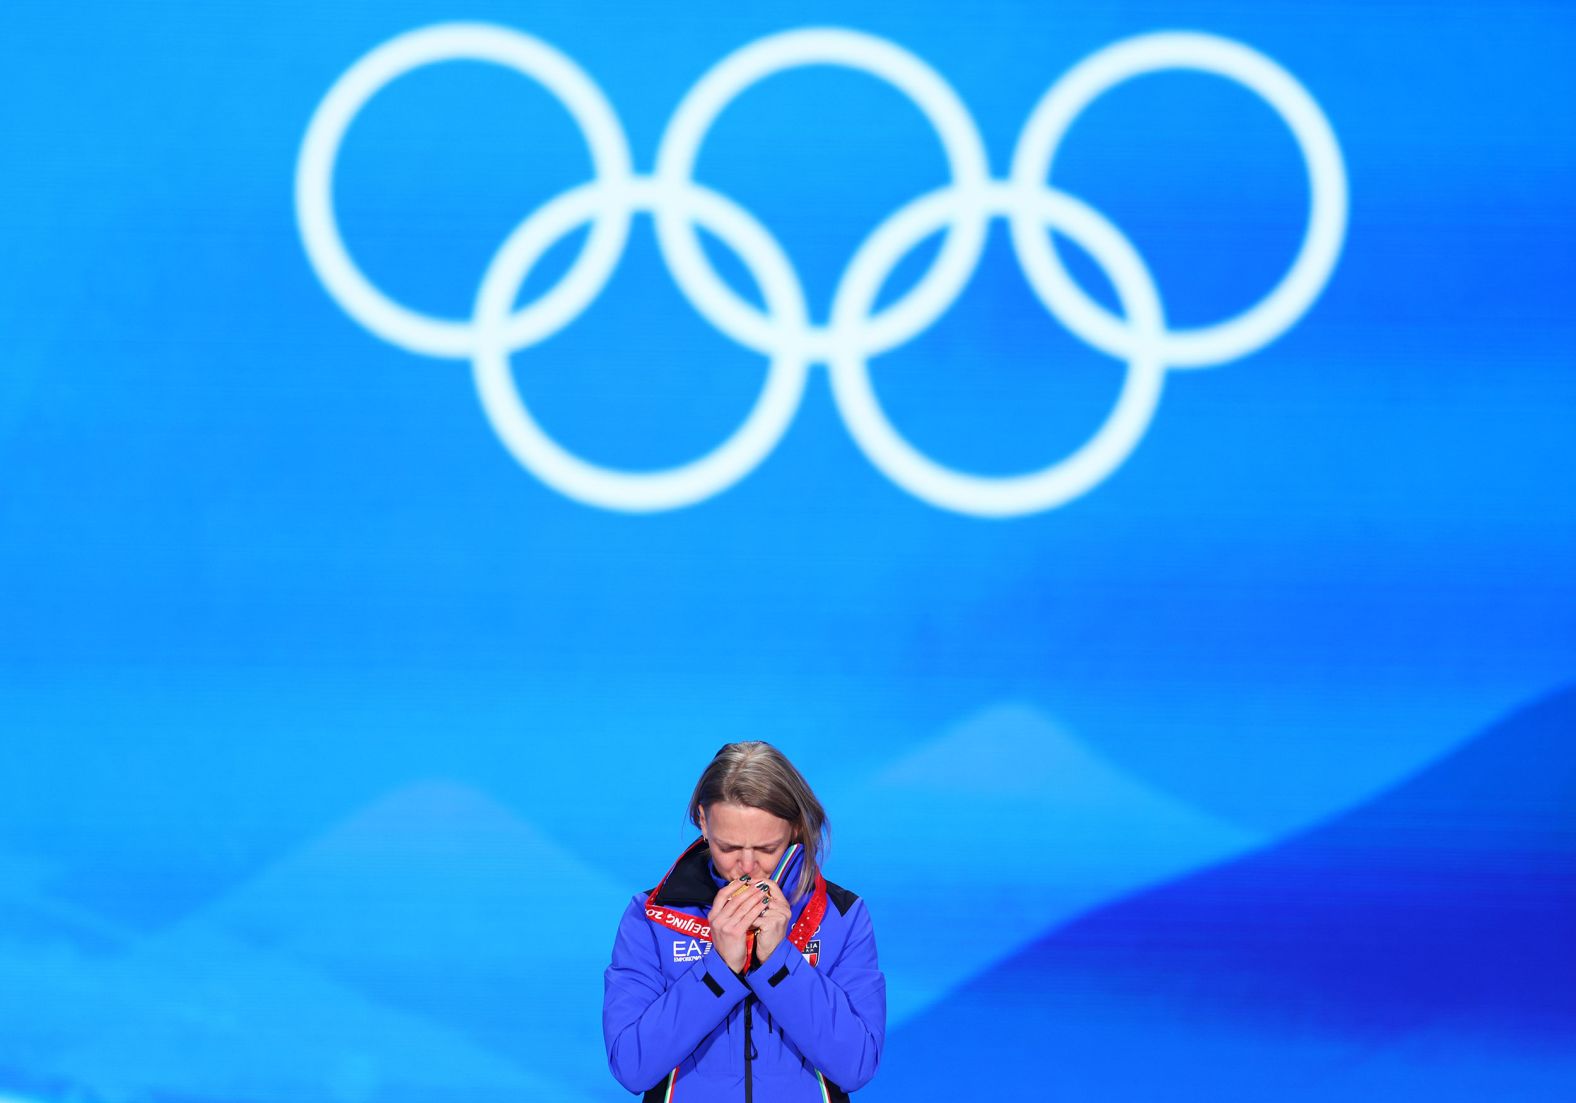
[688,741,828,901]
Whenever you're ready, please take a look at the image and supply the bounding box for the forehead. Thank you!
[705,802,790,845]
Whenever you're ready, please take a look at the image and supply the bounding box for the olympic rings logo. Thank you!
[296,24,1346,517]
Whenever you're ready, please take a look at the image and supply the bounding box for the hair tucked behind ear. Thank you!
[688,742,828,902]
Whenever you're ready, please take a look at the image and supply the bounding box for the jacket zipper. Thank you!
[744,995,755,1103]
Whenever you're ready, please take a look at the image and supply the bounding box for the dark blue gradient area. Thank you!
[877,686,1576,1101]
[0,0,1573,1099]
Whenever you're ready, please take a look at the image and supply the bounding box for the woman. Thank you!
[603,742,886,1102]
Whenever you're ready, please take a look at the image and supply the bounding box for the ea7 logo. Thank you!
[673,939,711,962]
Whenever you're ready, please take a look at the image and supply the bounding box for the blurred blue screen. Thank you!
[1,0,1573,1099]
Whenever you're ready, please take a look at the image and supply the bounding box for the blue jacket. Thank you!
[603,839,886,1101]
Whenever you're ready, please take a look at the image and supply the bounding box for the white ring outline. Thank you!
[472,179,811,512]
[297,24,1348,515]
[1009,31,1348,369]
[829,184,1166,516]
[295,23,634,359]
[653,28,992,362]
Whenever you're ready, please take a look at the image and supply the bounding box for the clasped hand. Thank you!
[708,877,790,974]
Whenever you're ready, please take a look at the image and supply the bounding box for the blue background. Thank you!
[2,0,1573,1099]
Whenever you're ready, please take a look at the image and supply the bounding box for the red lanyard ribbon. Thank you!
[644,841,828,961]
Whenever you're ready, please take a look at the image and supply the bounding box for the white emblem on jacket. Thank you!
[672,938,711,962]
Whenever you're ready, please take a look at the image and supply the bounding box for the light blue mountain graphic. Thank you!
[0,852,154,1081]
[872,685,1576,1102]
[188,779,630,1101]
[0,865,581,1102]
[1,734,1264,1101]
[42,929,583,1103]
[829,703,1264,1023]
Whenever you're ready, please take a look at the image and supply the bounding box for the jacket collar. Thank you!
[650,837,719,908]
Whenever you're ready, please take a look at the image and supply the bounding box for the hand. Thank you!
[708,879,771,974]
[751,878,792,964]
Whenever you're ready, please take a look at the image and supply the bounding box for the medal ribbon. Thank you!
[644,840,827,963]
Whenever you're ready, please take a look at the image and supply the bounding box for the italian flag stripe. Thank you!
[770,843,801,885]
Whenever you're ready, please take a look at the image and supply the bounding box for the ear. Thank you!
[697,806,708,838]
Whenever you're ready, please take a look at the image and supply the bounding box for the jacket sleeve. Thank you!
[744,896,886,1091]
[603,893,750,1093]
